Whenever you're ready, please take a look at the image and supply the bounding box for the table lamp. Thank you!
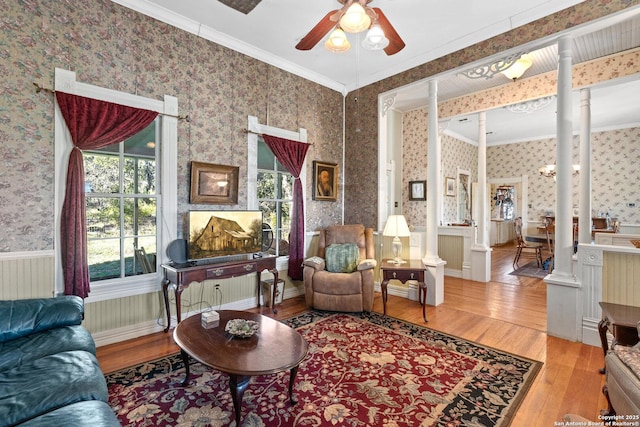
[383,215,411,264]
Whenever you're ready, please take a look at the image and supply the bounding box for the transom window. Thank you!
[257,138,293,256]
[84,120,158,281]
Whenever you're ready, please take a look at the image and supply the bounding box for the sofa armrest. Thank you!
[0,296,84,343]
[303,256,325,272]
[357,259,377,271]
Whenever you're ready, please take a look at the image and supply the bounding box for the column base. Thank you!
[545,273,582,341]
[422,257,446,306]
[470,244,492,282]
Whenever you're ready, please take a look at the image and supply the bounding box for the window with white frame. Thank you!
[257,137,293,257]
[84,120,159,281]
[54,68,178,301]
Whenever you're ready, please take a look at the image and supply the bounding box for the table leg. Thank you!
[179,349,190,386]
[271,269,279,314]
[229,374,251,427]
[598,316,610,374]
[288,365,300,405]
[381,280,389,316]
[162,279,172,333]
[175,285,184,326]
[418,282,428,322]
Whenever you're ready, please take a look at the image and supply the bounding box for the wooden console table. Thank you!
[598,301,640,373]
[161,256,278,332]
[380,259,428,322]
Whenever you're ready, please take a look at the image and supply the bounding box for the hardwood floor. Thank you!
[96,243,607,426]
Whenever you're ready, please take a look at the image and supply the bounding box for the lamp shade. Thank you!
[324,28,351,53]
[339,3,371,33]
[501,54,533,80]
[383,215,411,237]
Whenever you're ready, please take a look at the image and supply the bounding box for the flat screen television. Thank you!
[188,210,263,262]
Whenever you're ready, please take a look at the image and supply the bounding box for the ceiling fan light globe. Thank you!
[362,24,389,50]
[324,28,351,53]
[340,3,371,33]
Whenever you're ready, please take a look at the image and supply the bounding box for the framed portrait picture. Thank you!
[409,180,426,201]
[190,161,239,204]
[312,161,338,201]
[445,177,456,197]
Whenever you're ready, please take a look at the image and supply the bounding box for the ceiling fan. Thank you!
[296,0,405,55]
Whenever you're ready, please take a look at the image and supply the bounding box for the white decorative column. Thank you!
[471,111,492,282]
[579,89,592,245]
[546,36,582,341]
[424,79,446,305]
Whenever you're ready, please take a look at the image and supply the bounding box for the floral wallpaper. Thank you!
[487,129,640,225]
[0,0,343,252]
[344,0,638,229]
[400,108,478,229]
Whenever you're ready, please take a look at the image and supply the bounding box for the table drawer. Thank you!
[206,263,256,279]
[384,270,424,282]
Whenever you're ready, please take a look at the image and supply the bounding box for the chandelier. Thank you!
[539,164,580,178]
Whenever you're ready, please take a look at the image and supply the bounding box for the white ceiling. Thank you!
[114,0,585,92]
[113,0,640,145]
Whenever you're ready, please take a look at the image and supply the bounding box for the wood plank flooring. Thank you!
[96,243,608,426]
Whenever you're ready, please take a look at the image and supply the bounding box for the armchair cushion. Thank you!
[325,243,359,273]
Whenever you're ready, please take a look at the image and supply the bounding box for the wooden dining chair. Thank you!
[544,218,554,271]
[513,217,543,269]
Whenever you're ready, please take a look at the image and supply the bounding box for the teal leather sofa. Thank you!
[0,297,120,426]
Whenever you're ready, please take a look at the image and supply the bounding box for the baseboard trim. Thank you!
[92,286,304,347]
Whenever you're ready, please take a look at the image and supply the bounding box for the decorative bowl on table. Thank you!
[225,319,259,338]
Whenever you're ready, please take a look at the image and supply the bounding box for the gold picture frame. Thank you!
[190,161,239,205]
[445,177,456,197]
[312,161,338,201]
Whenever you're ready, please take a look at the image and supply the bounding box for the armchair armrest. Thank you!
[0,296,84,343]
[357,259,377,271]
[302,256,325,272]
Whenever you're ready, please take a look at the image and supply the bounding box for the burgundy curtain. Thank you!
[262,134,310,280]
[56,92,158,298]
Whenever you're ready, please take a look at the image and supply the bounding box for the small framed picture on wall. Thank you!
[409,180,426,201]
[313,161,338,201]
[445,177,456,197]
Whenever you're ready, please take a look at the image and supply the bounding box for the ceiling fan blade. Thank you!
[296,11,339,51]
[373,8,405,56]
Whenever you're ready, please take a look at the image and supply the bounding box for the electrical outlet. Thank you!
[214,284,220,290]
[628,202,636,208]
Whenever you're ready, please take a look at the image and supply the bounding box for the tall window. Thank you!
[257,138,293,256]
[84,120,158,281]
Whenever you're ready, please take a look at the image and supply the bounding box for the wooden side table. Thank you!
[380,259,428,322]
[598,301,640,373]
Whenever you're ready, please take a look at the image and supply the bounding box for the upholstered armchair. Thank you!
[303,224,376,312]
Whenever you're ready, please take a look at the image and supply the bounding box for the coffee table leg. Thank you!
[288,366,300,405]
[229,374,250,426]
[180,349,190,386]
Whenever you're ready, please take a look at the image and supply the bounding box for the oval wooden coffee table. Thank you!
[173,310,308,426]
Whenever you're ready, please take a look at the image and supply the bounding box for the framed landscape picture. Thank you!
[190,161,239,204]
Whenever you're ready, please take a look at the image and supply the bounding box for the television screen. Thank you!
[188,210,263,261]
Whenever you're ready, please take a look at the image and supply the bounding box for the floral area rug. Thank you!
[106,311,541,427]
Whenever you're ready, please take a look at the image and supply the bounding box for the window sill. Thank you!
[83,273,162,304]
